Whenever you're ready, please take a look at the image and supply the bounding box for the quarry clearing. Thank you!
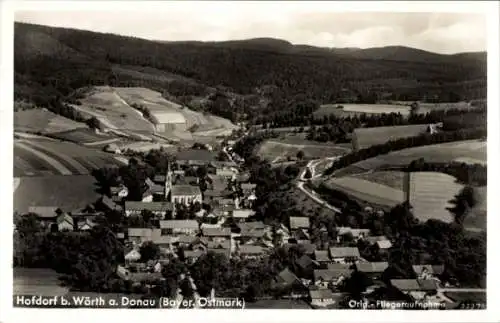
[71,86,237,141]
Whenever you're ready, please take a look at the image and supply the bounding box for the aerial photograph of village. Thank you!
[11,7,487,311]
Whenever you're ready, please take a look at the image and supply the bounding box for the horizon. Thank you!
[14,7,487,55]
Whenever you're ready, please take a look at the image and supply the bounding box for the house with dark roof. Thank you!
[336,227,370,243]
[355,262,389,279]
[125,201,173,218]
[314,250,332,266]
[237,245,266,259]
[99,195,122,212]
[202,227,231,240]
[295,254,317,273]
[314,264,353,289]
[329,247,361,263]
[274,268,300,287]
[296,240,316,255]
[390,279,438,298]
[171,185,202,205]
[176,149,216,165]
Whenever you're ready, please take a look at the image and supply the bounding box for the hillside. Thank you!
[15,22,487,122]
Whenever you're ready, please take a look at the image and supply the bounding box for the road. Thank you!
[296,158,342,213]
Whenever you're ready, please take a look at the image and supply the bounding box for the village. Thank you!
[18,136,469,310]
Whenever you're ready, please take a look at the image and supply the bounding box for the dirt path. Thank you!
[15,142,73,175]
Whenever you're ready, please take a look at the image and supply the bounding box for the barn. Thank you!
[149,111,187,132]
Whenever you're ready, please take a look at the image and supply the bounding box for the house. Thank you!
[77,218,96,231]
[129,272,164,286]
[336,227,370,242]
[27,206,59,229]
[150,184,165,196]
[236,222,270,243]
[99,195,122,212]
[309,289,342,309]
[314,250,331,266]
[176,149,216,166]
[127,228,162,244]
[171,185,202,205]
[355,262,389,279]
[314,265,352,289]
[295,240,316,255]
[176,235,198,247]
[116,265,131,280]
[274,268,300,288]
[110,185,128,197]
[295,254,317,273]
[56,213,74,231]
[237,245,266,259]
[289,217,310,232]
[151,235,178,249]
[412,265,445,280]
[232,209,255,222]
[329,247,361,263]
[390,279,438,300]
[124,201,173,219]
[160,220,199,236]
[202,227,231,240]
[241,183,257,194]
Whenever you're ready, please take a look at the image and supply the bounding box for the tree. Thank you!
[304,168,312,179]
[139,241,160,262]
[342,271,373,298]
[86,116,100,130]
[448,186,476,225]
[141,209,154,226]
[296,150,305,160]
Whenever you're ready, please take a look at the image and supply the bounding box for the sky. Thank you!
[14,2,488,54]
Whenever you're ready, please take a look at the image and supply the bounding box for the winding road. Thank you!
[296,157,342,213]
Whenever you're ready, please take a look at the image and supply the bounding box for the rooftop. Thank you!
[171,185,201,196]
[202,227,231,237]
[276,268,299,285]
[176,149,215,162]
[355,262,389,273]
[314,268,352,281]
[289,216,310,229]
[412,265,445,275]
[309,288,335,299]
[314,250,330,262]
[329,247,360,259]
[238,245,265,255]
[125,201,173,212]
[232,209,255,218]
[159,220,199,229]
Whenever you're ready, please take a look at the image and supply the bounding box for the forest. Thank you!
[15,22,486,123]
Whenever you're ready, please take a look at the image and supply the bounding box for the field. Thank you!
[352,124,429,150]
[331,140,487,177]
[48,128,119,145]
[14,175,102,214]
[14,138,126,177]
[324,172,464,223]
[70,86,156,132]
[14,109,86,134]
[13,268,69,296]
[257,138,351,162]
[314,104,411,118]
[352,170,406,190]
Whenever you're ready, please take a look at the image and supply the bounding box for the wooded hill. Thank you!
[15,22,486,121]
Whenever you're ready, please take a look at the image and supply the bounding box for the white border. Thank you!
[1,1,499,323]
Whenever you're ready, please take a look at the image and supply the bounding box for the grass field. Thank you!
[314,104,411,118]
[336,140,487,175]
[48,128,118,145]
[14,109,86,134]
[325,172,464,223]
[257,138,350,162]
[14,139,125,177]
[352,124,429,150]
[13,268,69,297]
[352,170,406,190]
[14,175,102,213]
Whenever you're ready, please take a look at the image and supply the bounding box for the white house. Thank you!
[160,220,199,236]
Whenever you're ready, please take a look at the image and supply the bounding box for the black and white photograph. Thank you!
[1,1,499,322]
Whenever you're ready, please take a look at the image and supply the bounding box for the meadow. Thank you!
[314,104,410,118]
[14,109,86,134]
[257,138,350,162]
[14,138,125,177]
